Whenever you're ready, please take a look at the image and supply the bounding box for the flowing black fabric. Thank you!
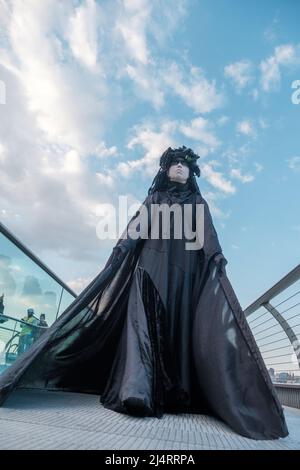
[0,182,289,440]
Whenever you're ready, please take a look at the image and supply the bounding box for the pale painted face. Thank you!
[167,158,190,184]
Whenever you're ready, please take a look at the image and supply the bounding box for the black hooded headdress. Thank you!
[147,145,201,195]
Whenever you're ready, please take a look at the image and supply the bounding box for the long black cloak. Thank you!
[0,180,288,440]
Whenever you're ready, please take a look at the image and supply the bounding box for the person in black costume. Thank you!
[0,146,289,440]
[101,148,209,418]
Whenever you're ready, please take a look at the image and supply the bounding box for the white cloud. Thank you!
[178,117,221,150]
[125,63,165,109]
[222,143,252,166]
[217,115,229,126]
[254,162,263,172]
[164,62,224,113]
[1,0,113,155]
[124,121,177,176]
[94,142,118,158]
[115,0,152,65]
[67,0,100,71]
[0,142,7,162]
[260,43,300,92]
[114,0,188,68]
[263,13,280,45]
[258,118,268,129]
[61,149,83,175]
[95,172,116,188]
[201,163,236,194]
[264,28,277,44]
[230,168,254,183]
[123,59,225,114]
[0,75,118,288]
[224,60,254,90]
[147,0,188,45]
[287,156,300,173]
[118,117,221,178]
[201,190,231,219]
[67,276,93,294]
[0,1,129,283]
[236,120,256,138]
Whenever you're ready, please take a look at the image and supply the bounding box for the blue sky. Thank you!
[0,0,299,309]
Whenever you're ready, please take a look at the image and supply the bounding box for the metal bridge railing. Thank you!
[245,264,300,386]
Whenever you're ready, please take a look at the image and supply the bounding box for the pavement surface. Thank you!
[0,389,299,450]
